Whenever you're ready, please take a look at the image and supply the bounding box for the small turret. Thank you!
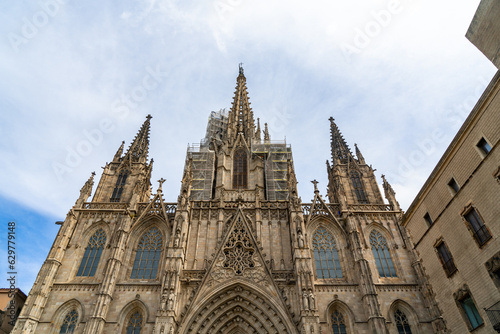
[264,123,270,142]
[354,143,365,164]
[382,174,400,211]
[255,118,262,141]
[76,172,95,207]
[113,141,125,162]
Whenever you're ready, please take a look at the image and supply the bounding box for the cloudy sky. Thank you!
[0,0,496,293]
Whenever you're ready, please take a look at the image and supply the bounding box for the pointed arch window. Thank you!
[331,310,348,334]
[126,312,142,334]
[59,309,78,334]
[370,230,397,277]
[233,149,248,189]
[76,229,106,277]
[395,309,412,334]
[111,170,128,202]
[131,227,163,279]
[350,171,368,203]
[312,227,343,279]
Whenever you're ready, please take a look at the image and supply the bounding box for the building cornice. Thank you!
[403,69,500,224]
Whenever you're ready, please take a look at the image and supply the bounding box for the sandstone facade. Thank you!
[14,67,444,334]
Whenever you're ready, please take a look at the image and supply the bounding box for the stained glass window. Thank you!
[331,310,347,334]
[369,230,397,277]
[312,227,342,279]
[110,170,128,202]
[131,227,163,279]
[59,309,78,334]
[395,309,412,334]
[233,149,247,189]
[350,171,368,203]
[126,312,142,334]
[76,229,106,277]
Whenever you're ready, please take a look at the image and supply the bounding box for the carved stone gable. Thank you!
[223,218,255,275]
[209,215,267,286]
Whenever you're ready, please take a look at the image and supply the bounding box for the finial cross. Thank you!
[158,178,166,191]
[311,179,319,192]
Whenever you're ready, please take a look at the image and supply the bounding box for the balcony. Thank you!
[485,301,500,333]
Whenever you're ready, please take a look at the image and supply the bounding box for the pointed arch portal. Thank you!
[181,284,296,334]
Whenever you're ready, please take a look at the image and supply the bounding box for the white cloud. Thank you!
[0,0,497,219]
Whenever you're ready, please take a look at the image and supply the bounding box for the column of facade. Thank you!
[289,197,320,334]
[154,197,189,333]
[83,214,130,334]
[345,213,388,334]
[12,210,78,334]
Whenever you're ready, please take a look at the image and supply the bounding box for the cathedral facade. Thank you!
[14,66,446,334]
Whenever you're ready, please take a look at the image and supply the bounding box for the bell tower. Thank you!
[326,117,384,209]
[92,115,153,205]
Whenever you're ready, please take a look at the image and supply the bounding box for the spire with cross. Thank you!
[158,178,166,192]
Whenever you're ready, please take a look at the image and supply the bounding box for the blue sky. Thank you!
[0,0,497,293]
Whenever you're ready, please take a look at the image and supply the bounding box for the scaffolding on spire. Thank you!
[203,109,229,145]
[251,139,292,201]
[186,143,215,201]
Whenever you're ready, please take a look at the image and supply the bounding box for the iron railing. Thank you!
[485,301,500,333]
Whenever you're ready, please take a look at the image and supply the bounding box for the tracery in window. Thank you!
[331,310,347,334]
[131,227,163,279]
[126,311,142,334]
[395,309,412,334]
[59,309,78,334]
[312,227,342,279]
[111,170,128,202]
[233,149,247,189]
[350,171,368,203]
[369,230,397,277]
[223,218,255,275]
[76,229,106,277]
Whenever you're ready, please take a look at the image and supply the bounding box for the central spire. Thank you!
[227,64,256,144]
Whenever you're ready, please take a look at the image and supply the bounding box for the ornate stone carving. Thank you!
[297,230,305,248]
[173,228,181,247]
[453,284,470,301]
[209,217,267,286]
[308,290,316,310]
[302,290,309,310]
[486,250,500,277]
[166,289,176,310]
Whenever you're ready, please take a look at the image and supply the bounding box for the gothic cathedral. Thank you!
[14,66,447,334]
